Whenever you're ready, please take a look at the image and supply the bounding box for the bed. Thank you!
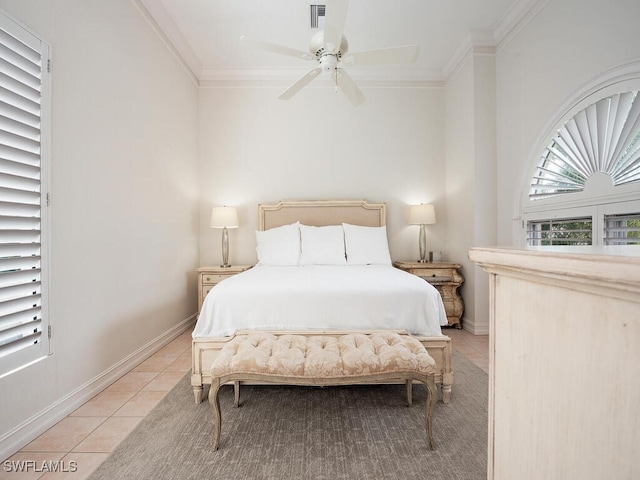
[191,200,453,404]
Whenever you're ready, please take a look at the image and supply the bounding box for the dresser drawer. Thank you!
[202,273,232,284]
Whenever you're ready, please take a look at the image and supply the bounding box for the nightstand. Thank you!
[197,265,252,314]
[393,261,465,328]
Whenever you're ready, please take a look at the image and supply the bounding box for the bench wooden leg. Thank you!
[209,378,222,451]
[406,380,412,406]
[425,377,437,450]
[234,380,240,408]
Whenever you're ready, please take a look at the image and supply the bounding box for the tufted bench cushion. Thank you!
[211,331,437,378]
[208,331,438,451]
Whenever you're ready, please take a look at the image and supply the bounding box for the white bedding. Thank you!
[192,265,447,338]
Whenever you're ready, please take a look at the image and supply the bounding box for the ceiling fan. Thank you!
[239,0,419,106]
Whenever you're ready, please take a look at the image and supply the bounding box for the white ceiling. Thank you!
[136,0,540,86]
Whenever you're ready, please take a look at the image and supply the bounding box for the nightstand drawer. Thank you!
[418,275,454,284]
[201,284,215,300]
[202,273,232,284]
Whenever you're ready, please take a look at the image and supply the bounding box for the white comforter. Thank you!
[192,265,447,338]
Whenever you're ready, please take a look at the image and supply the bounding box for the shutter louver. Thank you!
[0,17,44,365]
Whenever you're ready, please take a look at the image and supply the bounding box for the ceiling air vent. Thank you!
[310,4,325,28]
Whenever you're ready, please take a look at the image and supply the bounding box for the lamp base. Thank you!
[417,259,429,263]
[219,264,231,268]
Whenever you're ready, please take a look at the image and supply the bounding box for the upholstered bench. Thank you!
[208,331,438,450]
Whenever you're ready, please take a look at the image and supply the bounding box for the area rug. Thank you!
[89,350,487,480]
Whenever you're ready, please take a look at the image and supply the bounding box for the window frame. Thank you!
[523,200,640,247]
[0,10,51,378]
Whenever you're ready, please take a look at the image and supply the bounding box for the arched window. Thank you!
[521,73,640,247]
[530,91,640,200]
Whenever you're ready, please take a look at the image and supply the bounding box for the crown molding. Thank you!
[442,0,548,84]
[493,0,551,51]
[133,0,200,85]
[198,66,445,88]
[442,29,496,82]
[133,0,549,89]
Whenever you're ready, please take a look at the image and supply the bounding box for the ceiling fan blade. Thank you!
[278,68,322,100]
[335,69,365,107]
[323,0,349,52]
[239,36,312,61]
[342,44,419,66]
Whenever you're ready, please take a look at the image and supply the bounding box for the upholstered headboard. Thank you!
[258,200,386,231]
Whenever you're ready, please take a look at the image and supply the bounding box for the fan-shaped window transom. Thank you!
[530,91,640,200]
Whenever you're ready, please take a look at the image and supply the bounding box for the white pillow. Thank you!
[299,224,347,265]
[255,222,300,265]
[342,223,392,265]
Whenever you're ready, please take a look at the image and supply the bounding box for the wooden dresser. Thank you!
[197,265,252,314]
[393,261,464,328]
[469,246,640,480]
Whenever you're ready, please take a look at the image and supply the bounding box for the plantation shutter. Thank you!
[0,13,50,376]
[604,213,640,245]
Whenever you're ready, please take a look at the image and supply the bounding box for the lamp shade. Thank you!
[408,204,436,225]
[210,206,239,229]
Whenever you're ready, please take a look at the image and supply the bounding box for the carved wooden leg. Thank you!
[406,379,412,406]
[234,380,240,408]
[209,378,222,451]
[424,376,437,450]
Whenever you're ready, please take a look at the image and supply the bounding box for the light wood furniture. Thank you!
[469,246,640,480]
[191,200,453,405]
[197,265,252,314]
[209,332,437,451]
[393,261,464,328]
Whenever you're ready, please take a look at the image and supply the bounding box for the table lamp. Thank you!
[408,204,436,263]
[210,206,239,268]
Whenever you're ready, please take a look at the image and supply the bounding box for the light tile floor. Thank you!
[1,328,488,479]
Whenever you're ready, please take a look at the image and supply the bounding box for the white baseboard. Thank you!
[0,315,196,461]
[461,316,490,335]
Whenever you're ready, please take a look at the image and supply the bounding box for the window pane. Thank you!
[604,213,640,245]
[527,217,593,246]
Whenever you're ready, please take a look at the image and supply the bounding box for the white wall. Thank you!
[444,54,497,335]
[0,0,199,457]
[198,85,447,266]
[495,0,640,244]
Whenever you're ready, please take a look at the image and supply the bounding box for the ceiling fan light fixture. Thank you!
[320,54,338,72]
[309,31,348,59]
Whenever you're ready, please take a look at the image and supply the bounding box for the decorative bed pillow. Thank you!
[255,222,300,265]
[342,223,392,265]
[299,224,347,265]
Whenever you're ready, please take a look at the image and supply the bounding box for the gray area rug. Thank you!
[89,350,487,480]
